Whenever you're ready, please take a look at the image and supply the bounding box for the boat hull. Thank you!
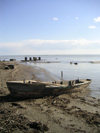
[6,80,91,98]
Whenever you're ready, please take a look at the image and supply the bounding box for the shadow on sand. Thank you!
[0,94,39,102]
[0,94,55,102]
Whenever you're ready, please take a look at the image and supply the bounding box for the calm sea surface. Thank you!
[0,55,100,99]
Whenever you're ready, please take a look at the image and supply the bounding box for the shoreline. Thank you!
[0,61,100,133]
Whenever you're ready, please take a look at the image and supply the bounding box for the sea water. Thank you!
[0,55,100,98]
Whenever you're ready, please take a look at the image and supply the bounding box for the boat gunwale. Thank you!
[6,79,91,87]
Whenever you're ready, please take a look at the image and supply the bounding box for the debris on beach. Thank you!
[0,106,48,133]
[4,64,14,70]
[28,121,49,132]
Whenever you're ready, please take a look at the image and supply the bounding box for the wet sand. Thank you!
[0,61,100,133]
[90,61,100,64]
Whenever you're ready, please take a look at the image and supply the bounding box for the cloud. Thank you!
[0,39,100,55]
[88,25,96,29]
[52,17,59,21]
[75,17,79,20]
[94,17,100,22]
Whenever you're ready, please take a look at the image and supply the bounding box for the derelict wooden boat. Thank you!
[6,79,91,98]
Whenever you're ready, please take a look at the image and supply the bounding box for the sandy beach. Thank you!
[0,61,100,133]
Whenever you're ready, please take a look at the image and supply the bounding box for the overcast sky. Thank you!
[0,0,100,55]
